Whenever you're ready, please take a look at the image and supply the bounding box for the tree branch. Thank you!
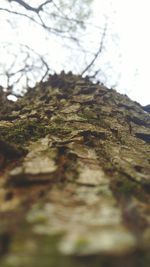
[0,7,70,37]
[81,24,107,76]
[8,0,52,13]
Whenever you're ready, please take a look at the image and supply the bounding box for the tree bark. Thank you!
[0,72,150,267]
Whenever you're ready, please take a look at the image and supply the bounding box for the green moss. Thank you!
[47,125,72,135]
[0,119,74,146]
[117,179,135,196]
[74,238,89,251]
[78,112,96,122]
[52,116,64,124]
[0,119,47,144]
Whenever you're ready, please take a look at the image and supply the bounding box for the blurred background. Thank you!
[0,0,150,105]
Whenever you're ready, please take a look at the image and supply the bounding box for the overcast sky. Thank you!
[93,0,150,105]
[0,0,150,106]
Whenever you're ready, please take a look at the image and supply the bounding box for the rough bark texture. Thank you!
[0,72,150,267]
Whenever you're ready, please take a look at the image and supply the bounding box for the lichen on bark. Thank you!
[0,72,150,266]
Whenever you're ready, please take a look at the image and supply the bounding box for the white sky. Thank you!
[93,0,150,105]
[0,0,150,105]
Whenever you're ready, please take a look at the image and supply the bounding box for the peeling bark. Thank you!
[0,72,150,266]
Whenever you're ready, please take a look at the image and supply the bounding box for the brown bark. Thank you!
[0,72,150,267]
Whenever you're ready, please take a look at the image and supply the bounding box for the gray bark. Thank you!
[0,72,150,267]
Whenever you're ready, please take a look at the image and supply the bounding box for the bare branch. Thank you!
[81,23,107,76]
[38,0,52,12]
[0,7,43,26]
[0,7,70,36]
[0,42,51,93]
[22,44,50,81]
[8,0,52,13]
[0,0,109,92]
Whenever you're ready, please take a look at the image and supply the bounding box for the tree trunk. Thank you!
[0,72,150,267]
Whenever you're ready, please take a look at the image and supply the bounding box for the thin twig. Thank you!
[81,24,107,76]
